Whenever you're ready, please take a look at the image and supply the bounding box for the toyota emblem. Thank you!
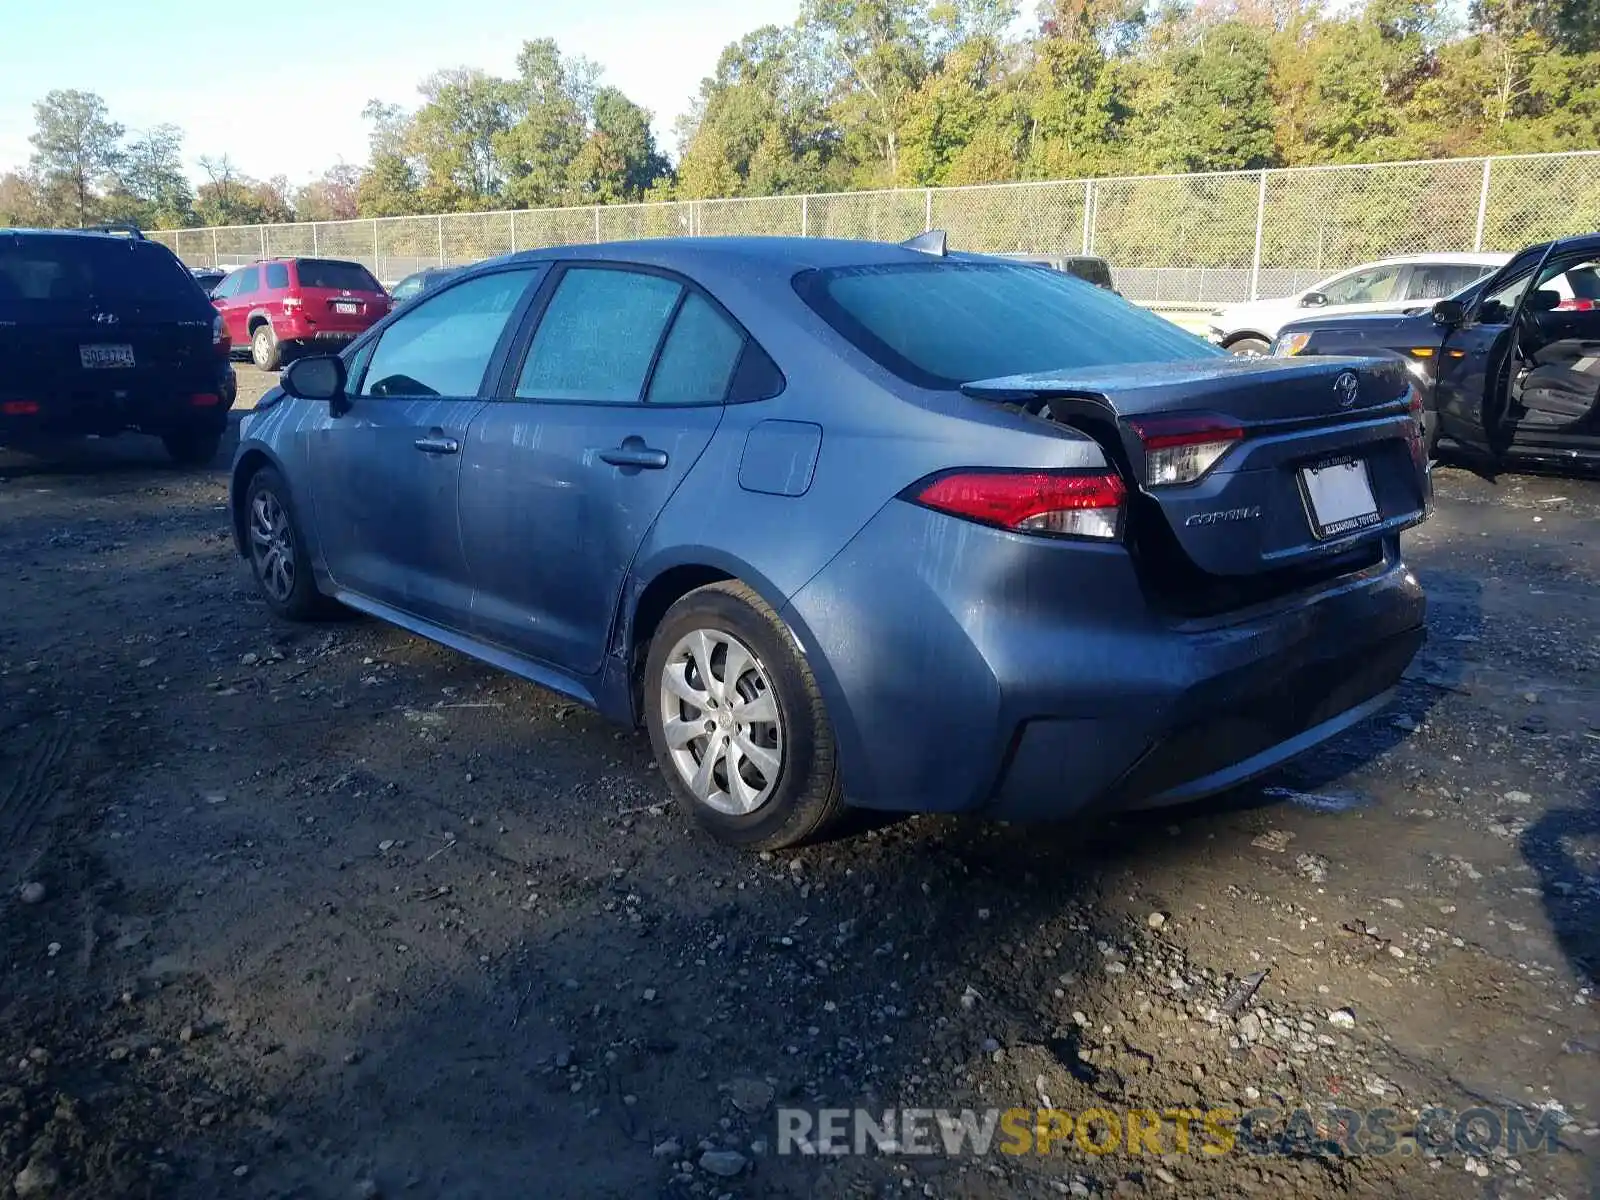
[1334,370,1360,409]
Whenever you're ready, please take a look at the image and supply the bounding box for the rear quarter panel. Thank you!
[623,258,1114,779]
[630,259,1115,609]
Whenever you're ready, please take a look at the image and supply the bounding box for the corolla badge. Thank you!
[1334,370,1360,409]
[1184,506,1263,527]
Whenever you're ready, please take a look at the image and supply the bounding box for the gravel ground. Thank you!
[0,411,1596,1200]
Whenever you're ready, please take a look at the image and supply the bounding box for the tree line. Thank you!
[2,0,1597,232]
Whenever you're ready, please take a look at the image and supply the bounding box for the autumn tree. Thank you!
[28,90,124,226]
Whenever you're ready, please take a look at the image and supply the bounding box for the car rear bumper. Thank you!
[277,315,373,345]
[779,499,1426,819]
[0,367,234,437]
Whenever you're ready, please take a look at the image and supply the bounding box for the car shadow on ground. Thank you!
[1518,787,1600,989]
[0,414,243,479]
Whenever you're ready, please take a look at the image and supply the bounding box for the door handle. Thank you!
[599,441,668,469]
[414,435,460,455]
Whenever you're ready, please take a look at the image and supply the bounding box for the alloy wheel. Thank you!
[657,628,784,815]
[249,490,295,603]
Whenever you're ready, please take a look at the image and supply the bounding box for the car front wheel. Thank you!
[644,581,845,850]
[1228,336,1271,357]
[244,466,331,621]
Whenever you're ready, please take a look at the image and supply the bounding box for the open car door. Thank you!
[1501,254,1600,463]
[1433,241,1556,463]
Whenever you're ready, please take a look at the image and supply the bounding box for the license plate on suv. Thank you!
[80,344,135,369]
[1299,456,1380,539]
[333,301,359,314]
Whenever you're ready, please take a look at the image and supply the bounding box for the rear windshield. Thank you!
[793,261,1219,389]
[0,236,200,304]
[295,259,382,291]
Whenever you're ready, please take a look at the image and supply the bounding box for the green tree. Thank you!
[800,0,933,184]
[570,87,669,201]
[410,67,515,210]
[1142,19,1278,172]
[115,124,196,228]
[0,171,45,227]
[28,89,125,227]
[494,39,589,207]
[675,26,841,197]
[356,100,423,216]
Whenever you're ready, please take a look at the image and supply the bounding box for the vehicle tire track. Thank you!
[0,721,73,857]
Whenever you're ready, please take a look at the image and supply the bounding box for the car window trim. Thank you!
[1467,244,1552,325]
[492,259,773,409]
[350,262,548,401]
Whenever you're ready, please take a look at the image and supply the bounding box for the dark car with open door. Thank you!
[1273,233,1600,470]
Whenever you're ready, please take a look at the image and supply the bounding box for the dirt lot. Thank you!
[1,380,1596,1199]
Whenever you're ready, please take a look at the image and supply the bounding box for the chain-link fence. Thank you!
[151,151,1600,306]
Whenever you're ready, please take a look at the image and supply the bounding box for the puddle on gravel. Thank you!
[1263,786,1373,813]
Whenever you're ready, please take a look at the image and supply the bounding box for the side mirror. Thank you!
[1300,291,1328,308]
[1529,288,1560,313]
[281,354,347,407]
[1431,299,1465,326]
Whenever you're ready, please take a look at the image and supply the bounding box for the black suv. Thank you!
[0,225,236,466]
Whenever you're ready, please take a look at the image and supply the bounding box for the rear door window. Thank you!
[1405,264,1493,301]
[0,237,199,304]
[296,259,382,292]
[516,267,682,403]
[264,262,290,289]
[235,266,261,296]
[646,292,746,405]
[358,268,540,398]
[1319,264,1405,305]
[794,261,1217,390]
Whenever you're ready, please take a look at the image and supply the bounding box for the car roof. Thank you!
[497,236,998,274]
[1349,252,1513,267]
[1,227,152,241]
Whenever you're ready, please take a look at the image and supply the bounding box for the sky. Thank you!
[0,0,801,189]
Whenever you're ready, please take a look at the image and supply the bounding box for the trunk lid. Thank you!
[963,355,1428,580]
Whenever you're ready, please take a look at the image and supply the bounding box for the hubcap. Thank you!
[255,330,270,360]
[658,628,783,816]
[249,490,295,602]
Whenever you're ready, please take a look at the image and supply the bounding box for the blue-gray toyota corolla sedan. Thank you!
[229,235,1430,850]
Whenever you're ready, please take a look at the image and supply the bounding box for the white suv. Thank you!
[1208,253,1512,356]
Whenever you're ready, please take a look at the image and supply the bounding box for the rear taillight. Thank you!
[212,314,230,357]
[190,393,221,408]
[912,470,1126,540]
[1127,416,1244,486]
[2,400,39,416]
[1557,298,1595,311]
[282,297,303,312]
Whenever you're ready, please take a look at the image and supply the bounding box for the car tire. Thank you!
[644,581,845,851]
[162,426,223,467]
[243,466,333,622]
[251,323,282,371]
[1227,336,1271,357]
